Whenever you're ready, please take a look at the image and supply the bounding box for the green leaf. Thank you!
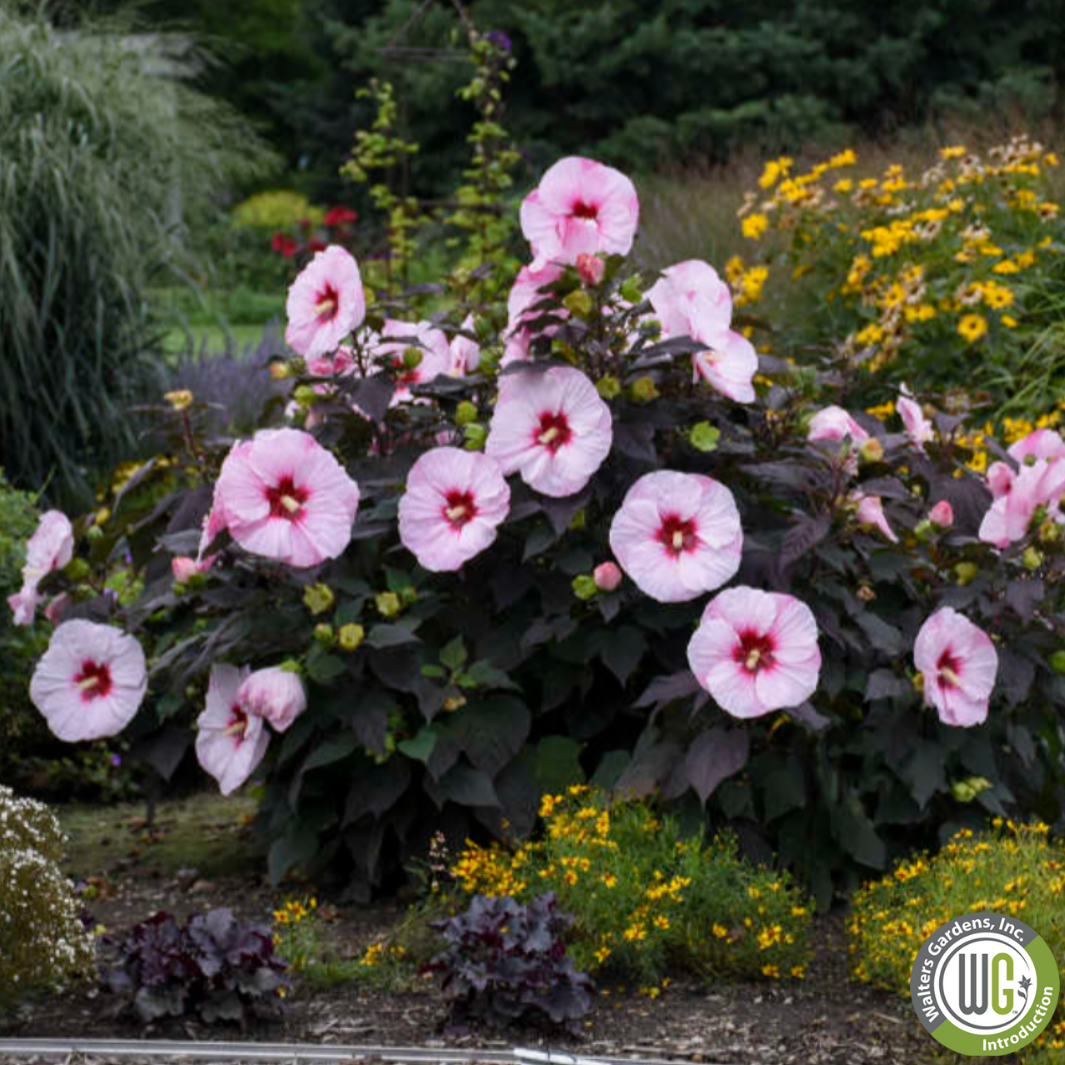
[305,651,346,685]
[535,736,585,792]
[398,727,437,764]
[421,663,447,679]
[440,636,467,670]
[366,623,421,649]
[268,828,318,884]
[601,625,647,685]
[302,733,358,773]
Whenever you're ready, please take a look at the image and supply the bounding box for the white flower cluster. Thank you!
[0,786,94,1010]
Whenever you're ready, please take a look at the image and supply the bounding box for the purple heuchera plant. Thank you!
[103,908,289,1025]
[425,892,592,1032]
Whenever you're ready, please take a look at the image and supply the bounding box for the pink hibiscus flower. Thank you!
[214,428,360,568]
[285,246,366,359]
[1009,428,1065,465]
[851,492,898,542]
[808,406,869,445]
[609,471,743,603]
[450,315,481,375]
[486,366,613,498]
[647,260,733,349]
[978,457,1065,547]
[195,664,269,796]
[374,319,455,405]
[520,157,639,267]
[29,620,147,742]
[897,384,933,449]
[8,510,74,626]
[692,329,758,403]
[398,448,510,572]
[237,666,307,733]
[687,587,821,719]
[913,607,998,727]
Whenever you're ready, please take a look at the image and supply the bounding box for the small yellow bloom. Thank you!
[957,314,988,343]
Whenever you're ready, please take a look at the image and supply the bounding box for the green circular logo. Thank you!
[911,912,1060,1056]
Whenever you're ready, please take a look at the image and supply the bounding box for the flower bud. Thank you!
[376,591,402,618]
[293,384,318,406]
[403,347,423,370]
[268,359,292,380]
[689,421,720,453]
[858,438,884,464]
[594,562,622,593]
[443,695,468,712]
[620,276,644,304]
[314,623,335,645]
[1022,546,1043,571]
[303,583,336,616]
[630,376,659,403]
[338,623,366,651]
[463,422,487,450]
[928,500,954,529]
[238,667,307,733]
[1038,519,1061,544]
[64,557,91,581]
[562,289,594,318]
[164,389,193,411]
[455,400,478,426]
[576,253,605,286]
[954,562,978,586]
[596,375,621,400]
[950,776,991,803]
[572,574,598,600]
[914,519,935,541]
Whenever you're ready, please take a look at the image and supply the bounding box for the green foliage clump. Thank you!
[0,786,95,1010]
[448,789,812,985]
[0,7,272,506]
[850,821,1065,1061]
[0,472,50,776]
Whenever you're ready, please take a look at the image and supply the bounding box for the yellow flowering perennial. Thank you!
[851,822,1065,1061]
[736,135,1062,406]
[448,787,811,983]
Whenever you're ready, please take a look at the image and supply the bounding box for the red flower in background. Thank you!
[271,232,296,258]
[324,206,358,228]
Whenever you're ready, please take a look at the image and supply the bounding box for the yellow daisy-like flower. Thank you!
[742,213,769,240]
[957,314,988,343]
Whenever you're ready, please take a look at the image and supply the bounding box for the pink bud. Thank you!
[929,501,954,529]
[172,557,199,583]
[576,254,605,287]
[594,561,622,592]
[171,555,216,583]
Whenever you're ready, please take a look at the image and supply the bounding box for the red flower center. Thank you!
[658,515,698,557]
[733,631,776,674]
[535,411,572,453]
[226,704,250,745]
[571,201,599,221]
[75,660,113,701]
[442,489,478,530]
[936,650,963,689]
[267,476,309,521]
[315,284,340,321]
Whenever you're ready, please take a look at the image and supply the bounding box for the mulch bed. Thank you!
[4,864,950,1065]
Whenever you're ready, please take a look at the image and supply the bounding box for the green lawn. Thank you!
[59,791,262,880]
